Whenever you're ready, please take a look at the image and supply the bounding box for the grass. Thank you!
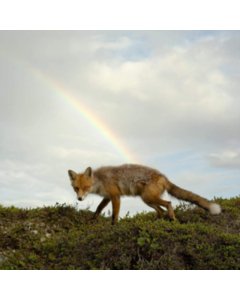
[0,197,240,269]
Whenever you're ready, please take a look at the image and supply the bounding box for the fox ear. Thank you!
[84,167,92,178]
[68,170,77,181]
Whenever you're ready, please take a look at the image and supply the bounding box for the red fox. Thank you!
[68,164,221,224]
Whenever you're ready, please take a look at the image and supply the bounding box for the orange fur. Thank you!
[68,164,221,224]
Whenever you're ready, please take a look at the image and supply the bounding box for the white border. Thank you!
[0,0,240,29]
[0,270,238,300]
[0,1,238,299]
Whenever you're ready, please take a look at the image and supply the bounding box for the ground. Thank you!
[0,197,240,269]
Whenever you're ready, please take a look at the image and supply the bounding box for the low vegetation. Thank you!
[0,197,240,269]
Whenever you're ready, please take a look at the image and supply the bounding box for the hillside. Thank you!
[0,197,240,270]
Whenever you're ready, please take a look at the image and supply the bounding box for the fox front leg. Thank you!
[111,197,121,225]
[92,197,111,220]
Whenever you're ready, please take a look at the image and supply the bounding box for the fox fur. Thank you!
[68,164,221,224]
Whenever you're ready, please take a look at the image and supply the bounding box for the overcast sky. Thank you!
[0,31,239,215]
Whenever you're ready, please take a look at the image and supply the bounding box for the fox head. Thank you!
[68,167,93,201]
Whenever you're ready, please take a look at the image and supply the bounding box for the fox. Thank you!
[68,164,221,224]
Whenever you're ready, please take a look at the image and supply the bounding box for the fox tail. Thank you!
[166,181,221,215]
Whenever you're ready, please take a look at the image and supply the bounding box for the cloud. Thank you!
[0,31,240,210]
[209,150,240,169]
[84,34,239,155]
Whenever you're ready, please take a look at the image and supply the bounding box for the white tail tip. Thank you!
[209,203,221,215]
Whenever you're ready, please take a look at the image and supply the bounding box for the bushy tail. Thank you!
[166,181,221,215]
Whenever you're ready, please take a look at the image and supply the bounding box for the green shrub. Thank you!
[0,198,240,269]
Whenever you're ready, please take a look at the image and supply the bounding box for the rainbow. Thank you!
[27,65,139,164]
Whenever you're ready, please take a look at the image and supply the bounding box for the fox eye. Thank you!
[74,187,79,192]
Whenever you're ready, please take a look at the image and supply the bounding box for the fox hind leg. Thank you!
[147,203,165,218]
[156,198,176,221]
[142,196,176,221]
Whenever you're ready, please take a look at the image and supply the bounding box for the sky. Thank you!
[0,30,240,216]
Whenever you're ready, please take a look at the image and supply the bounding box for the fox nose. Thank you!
[78,197,83,201]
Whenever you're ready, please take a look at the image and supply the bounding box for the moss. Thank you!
[0,198,240,269]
